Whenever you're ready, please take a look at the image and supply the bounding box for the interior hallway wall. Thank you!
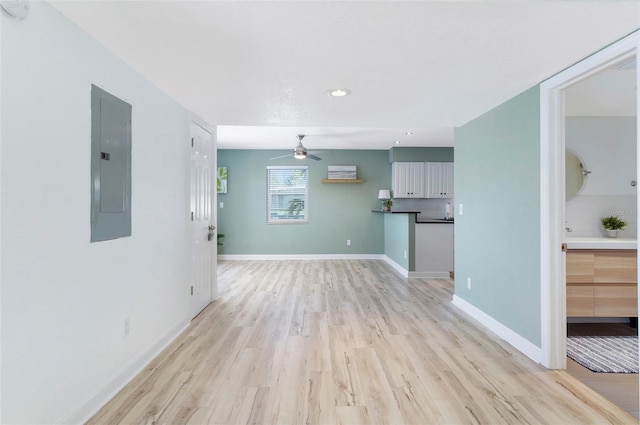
[454,86,542,348]
[2,3,192,422]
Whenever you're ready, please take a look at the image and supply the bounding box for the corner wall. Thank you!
[454,86,542,348]
[1,3,191,423]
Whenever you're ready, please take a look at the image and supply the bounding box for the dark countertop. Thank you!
[371,210,421,214]
[371,210,454,223]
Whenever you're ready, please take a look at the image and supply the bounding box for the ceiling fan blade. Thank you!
[306,154,322,161]
[270,153,292,160]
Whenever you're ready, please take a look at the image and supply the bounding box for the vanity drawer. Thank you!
[566,251,594,284]
[594,251,637,283]
[567,249,637,317]
[567,285,594,317]
[594,285,638,317]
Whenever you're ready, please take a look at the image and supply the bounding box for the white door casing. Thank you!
[189,121,217,319]
[540,32,639,369]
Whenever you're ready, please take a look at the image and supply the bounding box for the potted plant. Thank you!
[600,215,627,238]
[382,199,392,212]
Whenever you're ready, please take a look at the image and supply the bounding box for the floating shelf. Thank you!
[321,179,365,184]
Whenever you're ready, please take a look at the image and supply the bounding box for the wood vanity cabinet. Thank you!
[566,249,638,317]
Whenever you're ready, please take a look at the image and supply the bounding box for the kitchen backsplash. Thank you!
[392,198,453,220]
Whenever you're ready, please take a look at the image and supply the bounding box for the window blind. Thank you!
[266,166,309,224]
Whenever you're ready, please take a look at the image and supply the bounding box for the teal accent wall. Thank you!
[454,86,541,347]
[389,147,453,162]
[217,149,390,255]
[383,213,415,270]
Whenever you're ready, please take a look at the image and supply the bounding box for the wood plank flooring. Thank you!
[566,323,639,419]
[88,260,639,424]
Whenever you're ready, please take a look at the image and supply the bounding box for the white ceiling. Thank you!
[50,1,640,150]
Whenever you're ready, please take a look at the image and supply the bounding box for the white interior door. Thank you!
[190,121,216,319]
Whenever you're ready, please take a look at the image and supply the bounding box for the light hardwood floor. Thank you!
[89,260,639,424]
[566,323,639,419]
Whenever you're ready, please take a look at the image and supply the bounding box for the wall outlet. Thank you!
[124,318,130,337]
[219,202,224,208]
[459,203,464,215]
[346,239,351,246]
[467,277,472,290]
[404,250,407,259]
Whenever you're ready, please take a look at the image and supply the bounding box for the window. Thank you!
[267,166,309,224]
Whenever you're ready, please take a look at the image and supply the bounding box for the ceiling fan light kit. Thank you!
[270,134,323,161]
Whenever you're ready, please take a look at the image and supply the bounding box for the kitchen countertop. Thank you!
[370,210,454,223]
[371,210,421,214]
[566,237,637,250]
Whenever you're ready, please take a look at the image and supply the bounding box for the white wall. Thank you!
[565,117,637,237]
[1,3,193,423]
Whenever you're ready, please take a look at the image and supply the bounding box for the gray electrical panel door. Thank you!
[90,85,132,242]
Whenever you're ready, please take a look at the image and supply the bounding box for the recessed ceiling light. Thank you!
[394,140,400,144]
[405,131,413,135]
[327,89,350,97]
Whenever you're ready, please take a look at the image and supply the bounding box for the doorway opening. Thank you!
[563,57,638,419]
[540,32,639,419]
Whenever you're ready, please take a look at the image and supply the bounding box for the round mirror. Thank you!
[566,149,589,200]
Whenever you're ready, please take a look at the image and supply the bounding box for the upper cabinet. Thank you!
[426,162,454,198]
[392,162,425,198]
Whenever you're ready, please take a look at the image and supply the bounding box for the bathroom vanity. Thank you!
[566,238,638,317]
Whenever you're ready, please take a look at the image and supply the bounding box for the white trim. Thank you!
[190,113,214,134]
[382,256,409,278]
[218,254,386,261]
[408,271,451,279]
[58,319,190,425]
[539,32,639,369]
[452,295,543,364]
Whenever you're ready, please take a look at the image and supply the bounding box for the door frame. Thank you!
[540,33,639,368]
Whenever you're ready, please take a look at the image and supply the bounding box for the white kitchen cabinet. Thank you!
[392,162,425,198]
[426,162,454,198]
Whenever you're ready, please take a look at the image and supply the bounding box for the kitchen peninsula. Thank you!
[373,210,454,278]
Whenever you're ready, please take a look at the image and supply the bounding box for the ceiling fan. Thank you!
[270,134,322,161]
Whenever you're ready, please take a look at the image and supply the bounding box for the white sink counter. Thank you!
[566,237,637,250]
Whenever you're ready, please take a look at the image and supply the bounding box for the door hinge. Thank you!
[191,286,194,296]
[191,137,194,147]
[191,211,194,221]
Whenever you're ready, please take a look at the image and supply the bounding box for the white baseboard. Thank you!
[218,254,386,261]
[452,295,543,364]
[382,256,409,278]
[408,271,451,279]
[59,319,191,425]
